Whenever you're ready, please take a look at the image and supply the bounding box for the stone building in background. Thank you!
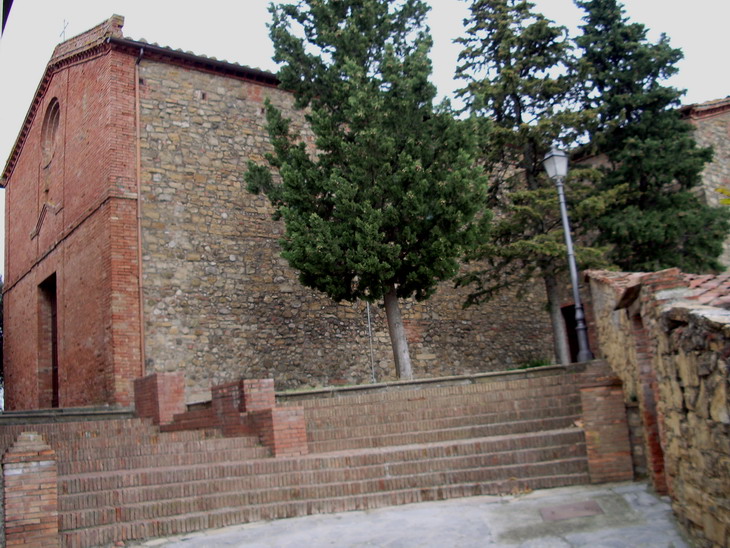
[0,16,554,410]
[681,97,730,265]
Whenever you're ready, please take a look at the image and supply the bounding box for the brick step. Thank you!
[60,471,588,548]
[61,455,586,530]
[59,428,584,496]
[0,418,158,445]
[305,403,583,442]
[55,431,257,462]
[160,407,218,432]
[61,432,586,528]
[303,393,581,430]
[292,383,579,419]
[47,430,227,458]
[60,438,585,514]
[308,415,580,453]
[57,441,270,475]
[279,370,576,409]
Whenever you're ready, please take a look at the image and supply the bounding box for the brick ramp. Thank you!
[8,367,590,547]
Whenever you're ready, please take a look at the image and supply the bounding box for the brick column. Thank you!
[580,371,634,484]
[241,379,276,411]
[250,407,309,457]
[134,372,185,425]
[241,378,308,456]
[3,432,59,547]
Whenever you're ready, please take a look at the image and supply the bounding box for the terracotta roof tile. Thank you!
[587,270,730,311]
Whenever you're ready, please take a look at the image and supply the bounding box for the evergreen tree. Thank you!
[576,0,729,272]
[246,0,489,379]
[455,0,610,364]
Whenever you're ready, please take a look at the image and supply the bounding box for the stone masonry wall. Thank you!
[658,305,730,547]
[689,102,730,267]
[137,59,554,399]
[587,269,730,547]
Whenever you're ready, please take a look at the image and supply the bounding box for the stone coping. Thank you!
[275,363,589,403]
[0,406,135,425]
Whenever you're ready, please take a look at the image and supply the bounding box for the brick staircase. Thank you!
[2,366,591,547]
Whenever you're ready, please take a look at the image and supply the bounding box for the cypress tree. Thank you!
[576,0,729,272]
[246,0,489,379]
[456,0,610,364]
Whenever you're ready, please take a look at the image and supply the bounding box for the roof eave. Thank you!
[108,37,279,87]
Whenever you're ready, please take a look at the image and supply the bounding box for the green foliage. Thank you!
[457,0,729,299]
[575,0,729,272]
[717,188,730,206]
[456,0,577,189]
[247,0,489,304]
[455,0,611,308]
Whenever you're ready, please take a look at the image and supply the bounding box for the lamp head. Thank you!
[543,147,569,180]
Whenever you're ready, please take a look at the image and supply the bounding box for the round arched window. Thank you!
[41,98,61,168]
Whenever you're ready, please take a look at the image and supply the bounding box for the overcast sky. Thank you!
[1,0,728,278]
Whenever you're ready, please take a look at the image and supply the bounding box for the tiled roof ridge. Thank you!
[128,37,274,77]
[681,96,730,120]
[50,14,124,65]
[586,269,730,310]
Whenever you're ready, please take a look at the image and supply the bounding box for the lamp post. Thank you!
[543,147,594,363]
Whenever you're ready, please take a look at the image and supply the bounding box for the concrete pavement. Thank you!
[127,482,688,547]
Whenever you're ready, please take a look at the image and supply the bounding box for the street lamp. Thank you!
[544,147,594,363]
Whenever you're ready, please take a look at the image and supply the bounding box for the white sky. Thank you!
[0,0,728,279]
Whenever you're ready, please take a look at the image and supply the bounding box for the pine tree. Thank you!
[246,0,489,380]
[576,0,729,272]
[456,0,610,364]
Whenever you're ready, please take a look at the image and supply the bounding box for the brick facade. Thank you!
[1,16,142,410]
[2,15,555,409]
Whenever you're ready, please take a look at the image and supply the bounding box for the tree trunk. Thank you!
[544,274,571,365]
[383,286,414,380]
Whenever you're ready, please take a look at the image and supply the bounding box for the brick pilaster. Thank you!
[250,407,309,457]
[134,372,185,425]
[580,362,634,484]
[3,432,59,547]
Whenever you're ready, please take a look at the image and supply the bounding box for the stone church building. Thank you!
[3,16,728,412]
[1,16,555,411]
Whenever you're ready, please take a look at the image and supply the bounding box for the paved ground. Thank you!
[128,482,689,547]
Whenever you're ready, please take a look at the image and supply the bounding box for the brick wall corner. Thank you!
[3,431,59,547]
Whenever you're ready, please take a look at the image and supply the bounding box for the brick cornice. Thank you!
[1,42,114,184]
[2,15,280,185]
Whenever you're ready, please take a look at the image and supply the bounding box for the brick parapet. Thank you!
[150,375,308,456]
[241,379,276,411]
[2,432,60,547]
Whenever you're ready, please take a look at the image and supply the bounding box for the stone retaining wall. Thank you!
[587,269,730,547]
